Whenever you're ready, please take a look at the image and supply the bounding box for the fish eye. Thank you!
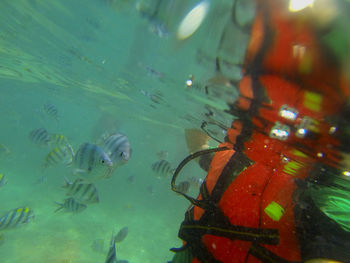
[101,159,105,163]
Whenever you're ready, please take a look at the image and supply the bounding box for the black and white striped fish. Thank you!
[73,142,113,182]
[100,133,131,169]
[174,181,191,194]
[62,178,99,204]
[44,145,74,168]
[151,160,174,178]
[54,198,87,213]
[0,206,34,231]
[43,103,59,121]
[29,128,50,146]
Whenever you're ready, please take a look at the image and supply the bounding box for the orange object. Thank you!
[173,0,349,262]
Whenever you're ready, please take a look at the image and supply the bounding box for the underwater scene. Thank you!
[0,0,350,263]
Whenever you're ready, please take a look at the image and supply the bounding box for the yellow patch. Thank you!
[283,160,304,175]
[303,91,322,112]
[264,202,285,221]
[291,149,308,158]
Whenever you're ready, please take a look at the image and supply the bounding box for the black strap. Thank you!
[171,147,231,208]
[180,221,279,245]
[249,243,300,263]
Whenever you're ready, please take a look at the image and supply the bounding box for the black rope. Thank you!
[201,121,226,144]
[171,146,231,207]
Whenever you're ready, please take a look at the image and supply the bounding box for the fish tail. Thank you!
[109,231,118,246]
[54,202,64,213]
[66,144,75,159]
[62,177,70,188]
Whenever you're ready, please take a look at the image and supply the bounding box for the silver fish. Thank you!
[0,173,7,189]
[54,198,87,213]
[151,160,174,178]
[0,206,34,231]
[100,133,131,168]
[62,178,99,204]
[73,142,113,182]
[43,103,59,121]
[29,128,50,146]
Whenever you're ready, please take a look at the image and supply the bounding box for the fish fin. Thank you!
[62,177,71,188]
[66,144,75,159]
[169,168,176,175]
[73,168,86,174]
[103,167,114,179]
[184,128,210,156]
[66,160,73,167]
[54,202,64,213]
[110,231,117,247]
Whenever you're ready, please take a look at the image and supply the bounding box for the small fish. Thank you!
[138,62,164,79]
[114,227,128,243]
[105,233,117,263]
[43,103,59,121]
[174,181,191,194]
[29,128,50,146]
[54,198,87,213]
[62,178,99,204]
[0,173,8,189]
[73,142,113,182]
[139,89,165,105]
[151,160,174,178]
[100,133,131,167]
[105,228,129,263]
[44,145,74,168]
[0,206,34,231]
[126,175,135,184]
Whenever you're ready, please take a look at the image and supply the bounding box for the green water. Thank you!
[0,0,227,262]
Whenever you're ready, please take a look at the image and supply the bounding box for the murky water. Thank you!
[0,1,349,263]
